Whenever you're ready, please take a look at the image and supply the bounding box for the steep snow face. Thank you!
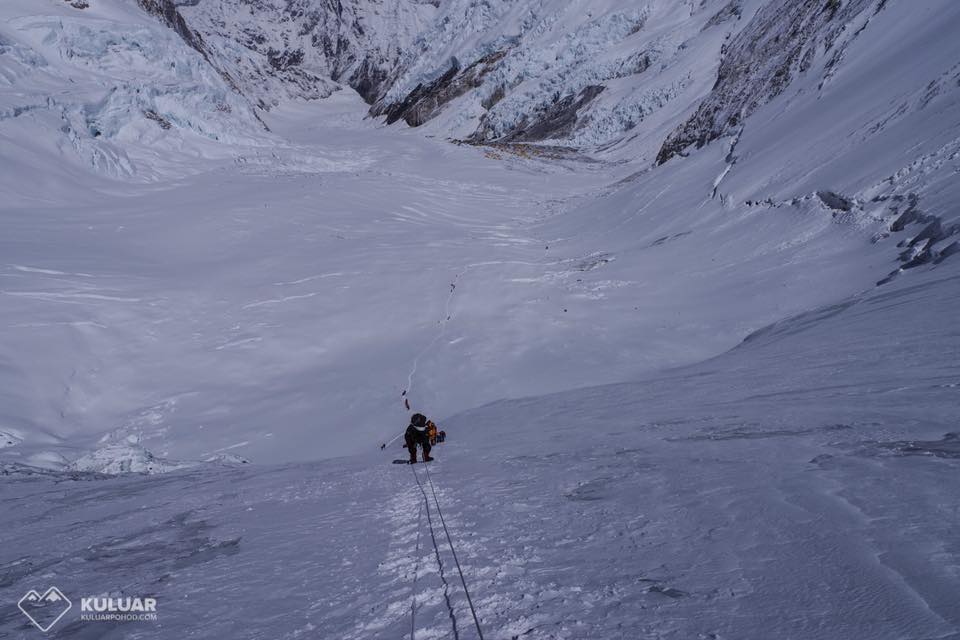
[0,0,267,190]
[658,0,890,162]
[0,85,947,472]
[150,0,439,108]
[1,263,957,639]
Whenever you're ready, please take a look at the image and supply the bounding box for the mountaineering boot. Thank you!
[404,431,417,464]
[423,455,434,462]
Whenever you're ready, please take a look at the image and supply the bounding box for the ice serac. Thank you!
[139,0,439,110]
[372,0,760,154]
[0,0,268,189]
[135,0,246,96]
[134,0,763,157]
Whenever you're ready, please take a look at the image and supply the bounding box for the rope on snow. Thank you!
[411,464,461,640]
[423,464,486,640]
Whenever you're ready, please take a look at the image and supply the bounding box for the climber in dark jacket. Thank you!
[404,413,433,464]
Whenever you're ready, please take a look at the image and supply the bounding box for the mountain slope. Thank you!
[2,0,960,637]
[1,255,957,639]
[1,0,958,467]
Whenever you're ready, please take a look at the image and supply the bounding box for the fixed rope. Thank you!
[411,465,460,640]
[423,464,486,640]
[410,500,423,640]
[383,429,406,449]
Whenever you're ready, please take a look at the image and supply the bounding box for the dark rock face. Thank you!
[816,190,853,212]
[143,109,173,130]
[372,43,611,143]
[371,61,606,142]
[349,56,391,104]
[701,0,742,31]
[267,48,305,71]
[475,85,607,143]
[371,51,508,127]
[656,0,882,165]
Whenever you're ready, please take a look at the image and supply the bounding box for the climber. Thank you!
[404,413,433,464]
[427,419,438,445]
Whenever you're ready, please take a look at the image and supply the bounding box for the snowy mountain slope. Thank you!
[0,87,927,470]
[656,0,958,164]
[545,0,960,285]
[2,0,959,637]
[1,261,957,639]
[1,0,958,470]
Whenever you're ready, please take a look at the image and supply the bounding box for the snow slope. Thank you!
[3,81,943,468]
[1,0,959,637]
[0,261,957,639]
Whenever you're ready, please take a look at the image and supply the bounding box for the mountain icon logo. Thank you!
[18,587,72,632]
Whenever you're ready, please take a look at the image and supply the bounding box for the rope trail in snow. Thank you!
[381,267,468,449]
[411,464,460,640]
[383,429,406,449]
[382,254,564,449]
[423,464,486,640]
[410,500,424,640]
[403,269,465,401]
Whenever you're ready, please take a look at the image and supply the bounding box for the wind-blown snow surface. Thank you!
[2,0,960,637]
[1,265,958,639]
[3,80,935,467]
[3,0,958,468]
